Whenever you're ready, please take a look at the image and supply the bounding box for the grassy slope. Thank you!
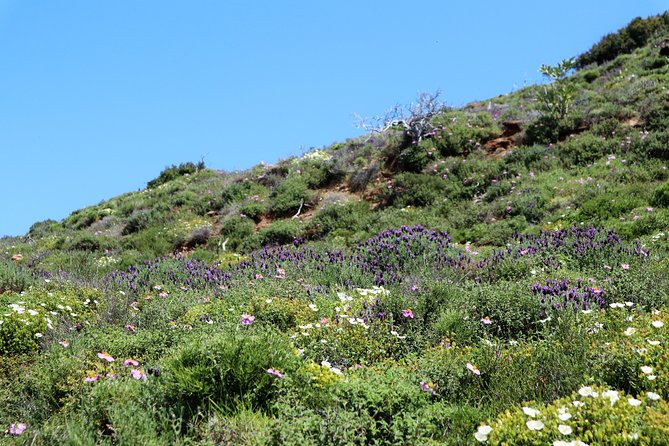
[0,13,668,445]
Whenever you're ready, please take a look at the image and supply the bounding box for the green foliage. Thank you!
[250,220,300,249]
[481,385,663,445]
[652,181,669,207]
[385,173,449,208]
[537,58,577,121]
[270,176,314,217]
[0,260,36,294]
[577,13,669,67]
[122,211,152,235]
[427,111,500,156]
[147,161,205,189]
[219,216,255,251]
[581,69,600,83]
[164,327,300,413]
[310,200,371,239]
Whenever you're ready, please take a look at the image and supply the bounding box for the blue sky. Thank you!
[0,1,666,236]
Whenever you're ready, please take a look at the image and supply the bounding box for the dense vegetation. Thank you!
[1,13,669,445]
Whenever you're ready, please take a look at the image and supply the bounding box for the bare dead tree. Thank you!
[353,91,446,144]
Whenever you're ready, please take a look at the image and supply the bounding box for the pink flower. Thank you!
[402,308,414,319]
[124,358,139,367]
[267,368,285,379]
[621,263,630,270]
[159,292,169,298]
[105,373,117,380]
[84,374,99,382]
[254,273,264,280]
[464,244,479,255]
[9,422,26,436]
[130,369,146,380]
[467,362,481,376]
[241,314,256,325]
[97,352,114,362]
[420,381,436,395]
[411,284,419,292]
[481,316,492,325]
[125,324,137,332]
[275,268,286,279]
[58,340,70,348]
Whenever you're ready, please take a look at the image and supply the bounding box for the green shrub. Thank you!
[310,200,371,239]
[652,181,669,207]
[270,177,314,217]
[0,260,36,294]
[428,111,500,156]
[252,220,300,248]
[239,201,267,222]
[480,384,665,445]
[219,217,255,251]
[582,69,599,83]
[557,133,618,166]
[147,161,205,189]
[122,211,152,236]
[164,328,300,413]
[385,173,449,208]
[577,13,669,67]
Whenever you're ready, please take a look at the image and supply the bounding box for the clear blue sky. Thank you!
[0,1,666,236]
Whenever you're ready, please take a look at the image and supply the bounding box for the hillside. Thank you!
[1,13,669,445]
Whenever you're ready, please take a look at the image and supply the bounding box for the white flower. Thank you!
[558,412,572,421]
[474,425,492,442]
[648,340,661,346]
[647,392,661,401]
[628,433,639,440]
[572,400,585,407]
[526,420,544,431]
[474,431,488,442]
[578,386,593,397]
[648,375,657,381]
[337,292,352,302]
[34,333,43,338]
[539,317,552,323]
[628,398,642,406]
[609,302,625,309]
[558,424,572,435]
[553,442,571,446]
[652,320,664,328]
[641,366,654,374]
[477,425,493,436]
[522,407,540,417]
[601,390,619,404]
[581,309,593,314]
[308,303,318,311]
[624,327,637,336]
[625,301,634,307]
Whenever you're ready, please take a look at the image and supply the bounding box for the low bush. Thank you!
[163,327,300,414]
[147,161,205,189]
[270,177,314,217]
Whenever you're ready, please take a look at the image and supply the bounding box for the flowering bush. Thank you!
[480,385,663,444]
